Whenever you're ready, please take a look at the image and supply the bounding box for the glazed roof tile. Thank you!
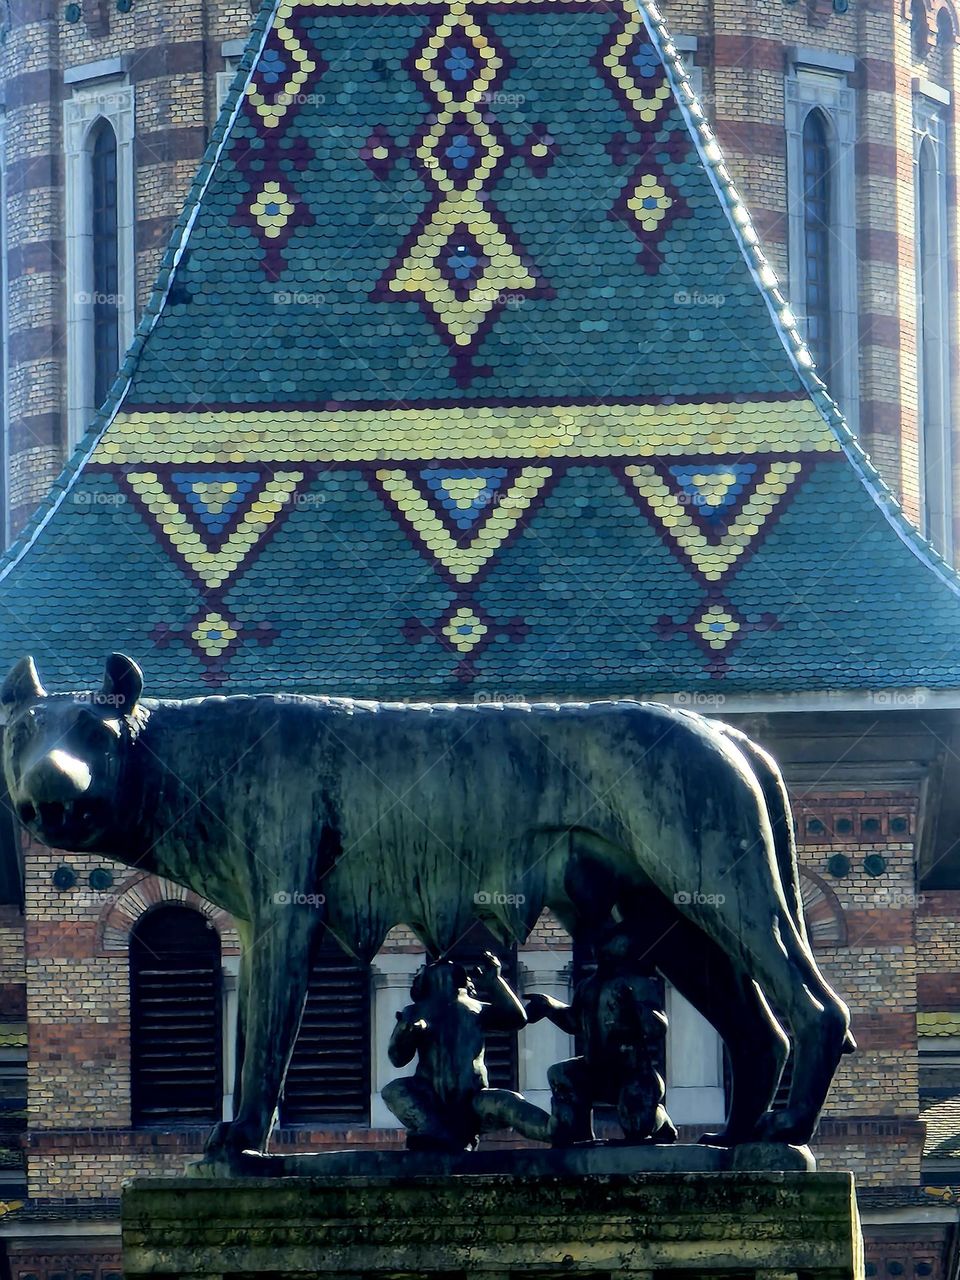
[2,0,960,697]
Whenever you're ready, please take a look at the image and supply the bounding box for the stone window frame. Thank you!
[0,101,8,550]
[909,0,959,59]
[798,867,848,948]
[673,35,704,102]
[664,984,726,1127]
[63,77,136,450]
[785,48,860,432]
[218,39,248,112]
[914,84,954,560]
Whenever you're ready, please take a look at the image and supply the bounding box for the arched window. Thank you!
[281,932,371,1125]
[130,905,223,1126]
[801,109,833,377]
[938,6,955,49]
[65,84,133,445]
[89,118,120,411]
[917,131,952,556]
[915,0,932,58]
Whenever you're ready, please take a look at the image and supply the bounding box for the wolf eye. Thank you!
[73,711,114,748]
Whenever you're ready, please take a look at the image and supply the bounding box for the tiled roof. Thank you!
[918,1013,960,1038]
[3,0,960,697]
[922,1097,960,1157]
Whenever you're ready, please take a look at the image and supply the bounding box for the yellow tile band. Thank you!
[96,400,839,465]
[918,1013,960,1037]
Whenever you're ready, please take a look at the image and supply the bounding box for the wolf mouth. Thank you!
[19,797,110,840]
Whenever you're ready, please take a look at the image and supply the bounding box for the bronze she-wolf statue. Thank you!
[0,653,853,1164]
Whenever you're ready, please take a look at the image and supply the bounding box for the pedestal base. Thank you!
[188,1141,817,1178]
[122,1160,865,1280]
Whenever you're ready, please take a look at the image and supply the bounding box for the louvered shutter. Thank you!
[130,906,222,1125]
[281,938,371,1125]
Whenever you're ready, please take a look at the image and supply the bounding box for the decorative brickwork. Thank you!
[96,872,239,955]
[6,1249,123,1280]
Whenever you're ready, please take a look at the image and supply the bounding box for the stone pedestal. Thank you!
[122,1158,865,1280]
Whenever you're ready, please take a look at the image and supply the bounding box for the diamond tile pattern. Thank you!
[1,0,960,696]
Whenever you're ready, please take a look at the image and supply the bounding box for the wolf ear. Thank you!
[0,657,46,722]
[100,653,143,714]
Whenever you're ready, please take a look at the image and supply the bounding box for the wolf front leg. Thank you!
[205,905,319,1165]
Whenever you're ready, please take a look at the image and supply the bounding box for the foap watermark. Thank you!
[73,491,126,507]
[478,89,527,108]
[672,691,726,708]
[274,890,326,908]
[283,491,326,508]
[868,690,928,708]
[473,691,526,705]
[77,89,131,112]
[76,290,126,307]
[874,886,925,909]
[67,889,122,911]
[80,690,131,710]
[674,287,726,309]
[674,889,726,907]
[276,91,326,108]
[673,488,734,511]
[474,890,526,906]
[471,289,527,309]
[273,289,327,308]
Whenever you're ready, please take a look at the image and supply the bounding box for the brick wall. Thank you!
[0,0,257,534]
[792,791,923,1188]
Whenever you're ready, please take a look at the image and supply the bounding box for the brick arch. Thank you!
[799,868,848,949]
[935,0,958,41]
[909,0,958,52]
[97,871,239,954]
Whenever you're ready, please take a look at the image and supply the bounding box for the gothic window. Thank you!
[801,109,833,378]
[915,1,932,58]
[90,120,120,413]
[130,905,223,1125]
[915,100,953,558]
[938,8,956,52]
[786,57,858,426]
[64,83,134,446]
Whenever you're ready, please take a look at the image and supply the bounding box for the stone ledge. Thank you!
[189,1142,816,1178]
[123,1169,865,1279]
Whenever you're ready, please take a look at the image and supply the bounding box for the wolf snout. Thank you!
[23,750,93,801]
[16,751,95,832]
